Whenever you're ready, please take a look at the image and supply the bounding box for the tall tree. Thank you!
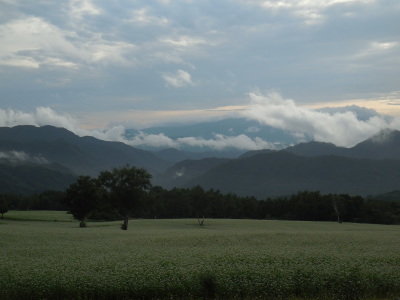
[98,166,152,230]
[0,195,10,219]
[64,176,100,227]
[190,185,207,226]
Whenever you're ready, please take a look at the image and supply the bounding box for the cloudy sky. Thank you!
[1,0,400,148]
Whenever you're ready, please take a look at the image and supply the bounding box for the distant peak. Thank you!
[369,128,399,144]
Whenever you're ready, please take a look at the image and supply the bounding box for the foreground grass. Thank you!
[1,213,399,299]
[4,210,75,222]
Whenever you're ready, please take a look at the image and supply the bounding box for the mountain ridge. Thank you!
[0,125,169,177]
[240,129,400,160]
[2,125,400,198]
[155,129,400,198]
[181,151,400,198]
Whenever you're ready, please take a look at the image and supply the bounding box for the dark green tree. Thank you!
[187,186,205,225]
[0,195,10,219]
[98,166,152,230]
[64,176,100,227]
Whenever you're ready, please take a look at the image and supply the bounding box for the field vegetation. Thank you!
[1,211,399,299]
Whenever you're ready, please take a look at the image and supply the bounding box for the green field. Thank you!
[1,212,399,299]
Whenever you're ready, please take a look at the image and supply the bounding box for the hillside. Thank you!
[154,129,400,198]
[0,125,169,176]
[284,141,347,157]
[242,129,400,160]
[153,148,240,163]
[349,129,400,159]
[0,162,76,195]
[183,152,400,198]
[152,157,229,189]
[2,125,400,198]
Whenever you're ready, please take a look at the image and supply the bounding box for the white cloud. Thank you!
[125,132,276,150]
[0,17,77,69]
[0,151,49,164]
[86,39,136,66]
[0,106,276,151]
[0,107,79,132]
[126,8,169,26]
[2,102,400,151]
[177,134,274,150]
[248,0,375,24]
[242,91,398,147]
[68,0,102,21]
[317,105,388,122]
[1,0,399,129]
[127,132,178,148]
[161,69,195,88]
[121,129,276,151]
[0,16,135,70]
[353,41,398,59]
[0,57,39,69]
[162,36,208,48]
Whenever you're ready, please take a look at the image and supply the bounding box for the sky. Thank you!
[1,0,400,149]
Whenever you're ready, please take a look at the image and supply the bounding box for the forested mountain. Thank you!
[0,125,170,194]
[155,129,400,198]
[2,125,400,198]
[243,129,400,160]
[349,129,400,159]
[0,125,168,176]
[181,152,400,198]
[284,141,347,157]
[153,148,240,163]
[0,162,76,195]
[152,157,229,189]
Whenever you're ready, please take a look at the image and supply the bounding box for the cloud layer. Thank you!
[1,91,399,150]
[0,107,274,151]
[243,91,398,147]
[1,0,399,122]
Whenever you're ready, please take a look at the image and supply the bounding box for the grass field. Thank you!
[1,211,400,299]
[4,210,75,222]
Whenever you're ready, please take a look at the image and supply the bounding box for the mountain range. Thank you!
[0,125,168,194]
[0,125,168,176]
[153,129,400,198]
[1,125,400,198]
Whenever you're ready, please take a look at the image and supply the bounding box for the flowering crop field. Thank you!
[1,213,400,299]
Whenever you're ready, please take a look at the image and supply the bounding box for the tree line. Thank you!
[1,166,400,226]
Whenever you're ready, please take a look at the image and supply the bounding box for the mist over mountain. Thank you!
[349,129,400,160]
[125,117,308,152]
[123,104,398,155]
[2,125,400,198]
[155,129,400,198]
[1,103,396,154]
[152,157,229,189]
[153,148,241,164]
[0,125,168,176]
[135,118,298,143]
[241,129,400,161]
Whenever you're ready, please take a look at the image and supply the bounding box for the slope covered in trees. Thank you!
[155,129,400,198]
[0,125,168,176]
[181,152,400,198]
[0,162,76,195]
